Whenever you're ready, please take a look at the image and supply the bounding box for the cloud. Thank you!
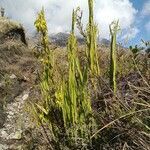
[121,27,139,40]
[0,0,138,39]
[145,21,150,32]
[142,0,150,16]
[95,0,137,38]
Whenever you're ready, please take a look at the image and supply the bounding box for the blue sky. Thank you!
[0,0,149,46]
[128,0,150,46]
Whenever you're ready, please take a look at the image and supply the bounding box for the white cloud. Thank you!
[142,0,150,16]
[95,0,137,38]
[0,0,138,39]
[145,21,150,32]
[121,27,139,40]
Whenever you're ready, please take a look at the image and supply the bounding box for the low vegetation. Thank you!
[26,0,150,149]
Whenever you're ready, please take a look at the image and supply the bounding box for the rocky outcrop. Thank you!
[0,89,30,149]
[0,16,27,45]
[0,17,40,149]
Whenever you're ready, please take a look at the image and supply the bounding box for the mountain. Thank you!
[50,32,85,47]
[99,38,111,46]
[32,31,111,47]
[50,32,112,47]
[50,32,69,47]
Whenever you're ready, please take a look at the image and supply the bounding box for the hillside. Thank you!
[0,11,149,150]
[0,16,40,149]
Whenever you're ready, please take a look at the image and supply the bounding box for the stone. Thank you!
[22,93,29,101]
[0,144,8,150]
[1,130,8,138]
[10,74,17,79]
[11,131,22,140]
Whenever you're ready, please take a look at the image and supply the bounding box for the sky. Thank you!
[0,0,149,46]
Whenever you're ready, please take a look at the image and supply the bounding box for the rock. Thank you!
[10,74,17,79]
[0,144,8,150]
[0,89,31,148]
[1,130,8,138]
[11,131,22,140]
[0,81,4,87]
[22,93,29,101]
[0,105,5,128]
[0,17,42,149]
[8,111,14,116]
[0,16,27,45]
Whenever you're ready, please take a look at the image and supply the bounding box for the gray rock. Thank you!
[0,144,8,150]
[10,74,17,79]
